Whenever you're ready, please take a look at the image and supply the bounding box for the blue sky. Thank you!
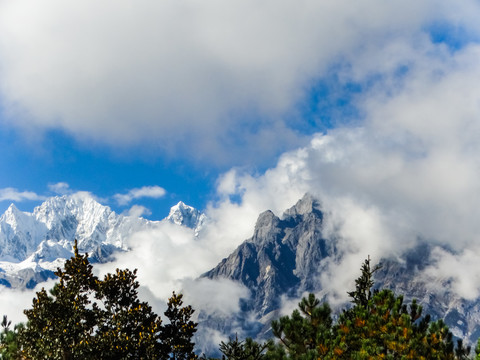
[0,123,218,218]
[5,0,480,331]
[0,0,479,224]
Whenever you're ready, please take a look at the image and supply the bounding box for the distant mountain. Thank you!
[166,201,207,236]
[204,194,332,316]
[203,194,480,345]
[3,192,480,348]
[0,194,205,288]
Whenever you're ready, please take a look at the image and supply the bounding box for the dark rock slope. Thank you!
[204,193,336,316]
[203,194,480,344]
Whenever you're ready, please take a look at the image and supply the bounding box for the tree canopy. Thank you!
[2,251,480,359]
[10,241,197,360]
[215,258,475,360]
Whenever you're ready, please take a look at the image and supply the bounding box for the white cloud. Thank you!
[0,278,57,325]
[0,187,46,202]
[114,186,166,206]
[181,278,250,317]
[48,182,71,195]
[196,41,480,302]
[94,220,251,327]
[422,247,480,300]
[125,204,152,218]
[1,0,479,163]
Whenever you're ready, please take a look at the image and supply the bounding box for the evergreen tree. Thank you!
[94,268,163,359]
[219,335,268,360]
[346,255,381,308]
[161,292,198,360]
[0,316,23,360]
[17,240,197,359]
[20,241,99,359]
[265,257,469,360]
[269,293,333,359]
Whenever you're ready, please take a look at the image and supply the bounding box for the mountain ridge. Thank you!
[0,194,206,288]
[203,193,480,345]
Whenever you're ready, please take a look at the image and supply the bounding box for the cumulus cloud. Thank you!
[422,247,480,300]
[0,187,46,202]
[181,278,250,317]
[48,182,71,195]
[114,186,166,206]
[125,204,152,218]
[0,278,57,325]
[96,221,250,317]
[2,0,479,164]
[198,41,480,302]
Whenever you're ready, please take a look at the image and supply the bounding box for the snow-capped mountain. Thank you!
[166,201,207,236]
[0,194,206,288]
[0,194,151,263]
[3,192,479,347]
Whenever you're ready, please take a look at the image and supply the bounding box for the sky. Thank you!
[0,0,478,222]
[0,0,461,220]
[2,0,480,344]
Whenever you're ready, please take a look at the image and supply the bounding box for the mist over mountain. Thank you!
[1,192,480,350]
[202,194,480,346]
[0,194,205,289]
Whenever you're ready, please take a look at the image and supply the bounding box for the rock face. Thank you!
[203,194,480,345]
[375,245,480,344]
[204,194,334,317]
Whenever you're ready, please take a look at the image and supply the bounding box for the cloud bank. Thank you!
[0,187,46,202]
[203,43,480,303]
[2,0,479,164]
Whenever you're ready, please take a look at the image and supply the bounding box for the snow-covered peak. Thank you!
[0,195,205,288]
[2,204,25,226]
[166,201,207,234]
[1,203,39,234]
[0,194,152,264]
[33,194,112,228]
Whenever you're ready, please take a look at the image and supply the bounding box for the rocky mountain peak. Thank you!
[167,201,206,234]
[252,210,280,242]
[282,193,322,220]
[0,195,210,290]
[205,193,330,318]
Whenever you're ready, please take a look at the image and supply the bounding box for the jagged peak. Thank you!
[166,201,206,232]
[5,203,20,214]
[282,193,322,220]
[2,203,30,220]
[1,203,26,226]
[254,210,278,228]
[168,201,193,214]
[33,193,111,216]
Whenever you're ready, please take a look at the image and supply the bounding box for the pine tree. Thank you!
[219,335,268,360]
[0,316,23,359]
[17,240,198,359]
[161,292,198,360]
[264,257,467,360]
[94,268,163,359]
[346,256,381,308]
[20,241,99,359]
[268,293,333,359]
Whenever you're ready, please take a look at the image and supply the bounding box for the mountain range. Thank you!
[203,194,480,345]
[0,194,204,288]
[0,193,479,347]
